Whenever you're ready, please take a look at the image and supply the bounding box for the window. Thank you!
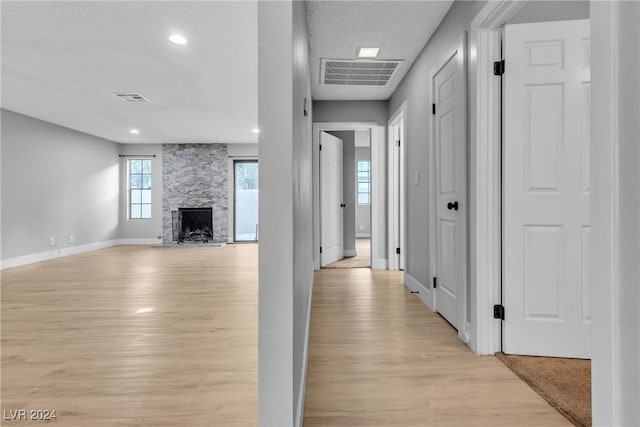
[357,160,370,204]
[129,159,152,219]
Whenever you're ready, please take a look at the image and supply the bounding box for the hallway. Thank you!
[303,268,570,426]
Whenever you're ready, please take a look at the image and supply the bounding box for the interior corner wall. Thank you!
[327,130,356,253]
[258,1,313,425]
[0,109,121,264]
[118,143,163,243]
[387,0,486,290]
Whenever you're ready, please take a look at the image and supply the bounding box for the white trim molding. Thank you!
[468,0,525,355]
[1,238,159,270]
[387,102,407,271]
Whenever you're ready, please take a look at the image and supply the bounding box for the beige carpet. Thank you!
[496,352,591,427]
[323,238,370,269]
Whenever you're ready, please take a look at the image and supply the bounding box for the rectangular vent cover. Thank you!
[321,59,403,86]
[113,92,150,103]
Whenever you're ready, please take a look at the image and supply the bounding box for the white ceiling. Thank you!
[1,1,453,145]
[1,1,258,144]
[307,1,453,100]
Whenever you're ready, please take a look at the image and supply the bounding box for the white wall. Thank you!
[118,144,163,243]
[258,1,313,425]
[591,1,640,425]
[1,109,121,266]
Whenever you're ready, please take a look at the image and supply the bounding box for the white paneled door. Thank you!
[503,20,590,358]
[320,132,344,266]
[433,37,466,331]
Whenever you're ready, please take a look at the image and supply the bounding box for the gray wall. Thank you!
[327,130,356,253]
[1,109,120,260]
[355,147,371,236]
[388,0,486,288]
[313,100,388,126]
[509,0,589,24]
[258,0,313,425]
[162,144,228,243]
[119,144,163,242]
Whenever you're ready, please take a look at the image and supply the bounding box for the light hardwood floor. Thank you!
[1,245,258,426]
[303,268,571,426]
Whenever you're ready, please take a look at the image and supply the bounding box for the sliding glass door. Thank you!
[234,160,259,242]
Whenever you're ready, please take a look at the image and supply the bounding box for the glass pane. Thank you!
[130,160,142,174]
[130,174,142,189]
[358,183,370,193]
[141,204,151,219]
[358,193,369,204]
[142,174,152,189]
[236,162,259,190]
[130,204,142,219]
[141,189,151,203]
[131,189,141,204]
[358,161,370,172]
[358,172,369,182]
[142,159,151,174]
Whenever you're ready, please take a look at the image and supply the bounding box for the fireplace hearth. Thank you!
[172,208,213,243]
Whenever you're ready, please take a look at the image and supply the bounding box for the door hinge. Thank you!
[320,247,322,254]
[493,304,505,320]
[432,103,436,115]
[396,140,401,147]
[319,144,322,151]
[493,59,505,76]
[433,277,437,289]
[396,247,400,255]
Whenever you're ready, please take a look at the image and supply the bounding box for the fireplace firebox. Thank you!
[172,208,213,243]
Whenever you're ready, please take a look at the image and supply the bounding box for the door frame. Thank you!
[468,0,526,355]
[227,155,258,243]
[388,103,406,271]
[428,33,468,341]
[313,122,386,270]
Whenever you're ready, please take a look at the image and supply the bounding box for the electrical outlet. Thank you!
[68,235,75,244]
[49,237,56,246]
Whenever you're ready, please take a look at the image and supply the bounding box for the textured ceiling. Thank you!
[307,1,453,101]
[1,1,257,144]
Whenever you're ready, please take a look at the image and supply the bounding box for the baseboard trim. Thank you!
[371,257,388,270]
[343,249,357,257]
[404,272,435,311]
[295,262,315,427]
[356,233,371,238]
[1,238,158,270]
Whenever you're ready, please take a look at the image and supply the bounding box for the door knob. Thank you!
[447,201,459,211]
[340,203,346,208]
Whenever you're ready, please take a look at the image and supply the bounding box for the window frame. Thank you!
[128,158,152,220]
[357,160,371,205]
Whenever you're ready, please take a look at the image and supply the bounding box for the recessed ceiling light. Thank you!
[130,129,140,134]
[169,33,188,45]
[252,128,260,134]
[356,47,380,58]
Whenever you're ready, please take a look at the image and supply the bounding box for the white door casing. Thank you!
[431,35,467,331]
[320,132,344,266]
[388,105,406,271]
[503,20,590,358]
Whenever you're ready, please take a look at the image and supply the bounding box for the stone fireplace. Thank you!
[162,143,228,243]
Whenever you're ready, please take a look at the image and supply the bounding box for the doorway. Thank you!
[428,34,467,333]
[234,160,259,242]
[313,122,385,270]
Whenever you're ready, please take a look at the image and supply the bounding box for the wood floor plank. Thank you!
[1,245,258,426]
[303,268,571,426]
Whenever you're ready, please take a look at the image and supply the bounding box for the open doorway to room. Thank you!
[313,122,384,270]
[233,160,259,242]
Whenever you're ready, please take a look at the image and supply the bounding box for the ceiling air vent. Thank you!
[321,59,403,86]
[113,92,150,103]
